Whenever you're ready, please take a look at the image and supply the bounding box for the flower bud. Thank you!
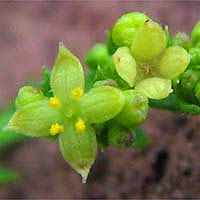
[135,77,172,99]
[189,47,200,65]
[15,86,45,109]
[114,90,149,128]
[172,32,192,50]
[157,46,190,80]
[85,43,110,70]
[191,20,200,44]
[112,12,149,47]
[80,86,125,124]
[112,47,137,87]
[131,20,167,62]
[194,81,200,103]
[180,69,200,103]
[59,120,97,183]
[108,124,134,149]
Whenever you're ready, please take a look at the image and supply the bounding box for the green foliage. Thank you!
[40,67,53,97]
[0,167,19,184]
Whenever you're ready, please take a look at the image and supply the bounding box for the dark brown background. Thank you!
[1,0,200,199]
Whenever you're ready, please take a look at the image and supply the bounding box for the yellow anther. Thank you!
[50,123,64,135]
[72,88,84,101]
[48,97,61,108]
[75,119,86,133]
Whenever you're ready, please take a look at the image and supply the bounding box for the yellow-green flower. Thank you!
[6,43,126,183]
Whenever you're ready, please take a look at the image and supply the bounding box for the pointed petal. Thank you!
[7,100,63,137]
[51,43,85,103]
[59,120,97,183]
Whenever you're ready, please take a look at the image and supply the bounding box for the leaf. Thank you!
[7,100,63,137]
[0,104,25,150]
[132,127,151,149]
[0,167,19,184]
[59,120,97,183]
[149,93,180,112]
[40,67,53,97]
[51,43,84,104]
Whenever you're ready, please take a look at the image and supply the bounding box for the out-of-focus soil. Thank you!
[1,1,200,199]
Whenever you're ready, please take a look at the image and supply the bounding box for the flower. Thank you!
[112,20,190,99]
[6,43,126,183]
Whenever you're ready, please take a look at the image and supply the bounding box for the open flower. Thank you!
[112,19,190,99]
[6,43,126,183]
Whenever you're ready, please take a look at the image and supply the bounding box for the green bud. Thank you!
[93,79,118,88]
[112,12,149,47]
[15,86,45,109]
[172,32,192,50]
[194,81,200,103]
[189,47,200,65]
[131,20,167,62]
[112,47,137,87]
[157,46,190,80]
[191,20,200,44]
[135,77,172,99]
[7,100,63,137]
[114,90,149,128]
[108,124,134,149]
[85,43,110,70]
[180,69,200,103]
[59,120,97,183]
[51,43,84,104]
[80,86,125,124]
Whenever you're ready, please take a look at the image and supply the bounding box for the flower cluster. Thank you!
[6,11,193,182]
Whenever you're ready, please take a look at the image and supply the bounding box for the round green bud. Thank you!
[15,86,45,109]
[157,46,190,80]
[180,69,200,103]
[131,20,167,62]
[85,43,110,70]
[172,32,192,50]
[114,90,149,128]
[189,47,200,65]
[191,20,200,44]
[112,12,149,47]
[194,81,200,103]
[112,47,137,87]
[108,125,134,149]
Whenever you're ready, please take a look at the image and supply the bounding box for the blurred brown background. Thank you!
[1,0,200,199]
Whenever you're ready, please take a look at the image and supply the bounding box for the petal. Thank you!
[51,43,85,103]
[157,46,190,80]
[7,100,63,137]
[131,20,167,62]
[80,86,126,124]
[135,77,172,99]
[59,120,97,183]
[112,47,137,87]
